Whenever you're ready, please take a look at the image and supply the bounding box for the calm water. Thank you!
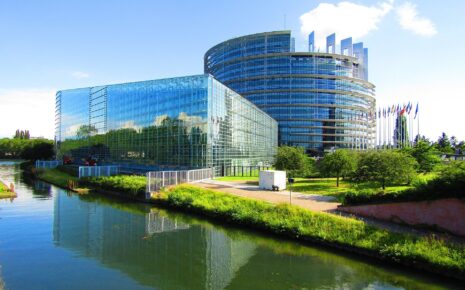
[0,162,460,290]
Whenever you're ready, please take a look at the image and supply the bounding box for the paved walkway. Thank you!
[195,179,340,212]
[193,179,465,243]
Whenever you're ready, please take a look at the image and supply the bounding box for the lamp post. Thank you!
[288,177,294,205]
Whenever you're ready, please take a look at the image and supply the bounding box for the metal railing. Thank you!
[78,166,119,178]
[146,168,214,193]
[35,160,63,169]
[220,165,272,177]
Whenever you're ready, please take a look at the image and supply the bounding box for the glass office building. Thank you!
[55,75,278,172]
[204,31,376,153]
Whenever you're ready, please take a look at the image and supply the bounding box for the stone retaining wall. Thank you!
[339,198,465,237]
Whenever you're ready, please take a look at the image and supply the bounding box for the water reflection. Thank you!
[0,161,458,290]
[52,192,454,290]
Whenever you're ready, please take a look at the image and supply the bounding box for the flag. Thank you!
[388,107,391,115]
[378,108,381,119]
[391,105,395,115]
[414,103,419,119]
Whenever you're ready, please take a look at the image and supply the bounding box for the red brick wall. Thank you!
[339,198,465,236]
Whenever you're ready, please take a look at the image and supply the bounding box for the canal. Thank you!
[0,161,460,290]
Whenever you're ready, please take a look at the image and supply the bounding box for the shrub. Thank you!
[81,175,147,197]
[353,150,418,189]
[343,161,465,205]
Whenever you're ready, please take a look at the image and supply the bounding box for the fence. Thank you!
[35,160,63,169]
[220,165,272,177]
[78,166,119,178]
[146,168,214,193]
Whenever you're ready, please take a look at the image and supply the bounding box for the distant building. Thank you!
[55,75,277,173]
[204,31,376,153]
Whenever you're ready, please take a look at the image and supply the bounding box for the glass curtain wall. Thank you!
[55,75,277,172]
[204,31,376,153]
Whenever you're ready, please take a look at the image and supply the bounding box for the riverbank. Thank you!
[33,168,465,281]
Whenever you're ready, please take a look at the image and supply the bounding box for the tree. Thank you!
[354,150,417,189]
[21,139,54,161]
[76,125,98,140]
[435,132,453,153]
[456,141,465,154]
[404,139,441,172]
[320,150,357,187]
[274,146,314,178]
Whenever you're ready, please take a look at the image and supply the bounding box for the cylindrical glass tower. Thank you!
[204,31,376,153]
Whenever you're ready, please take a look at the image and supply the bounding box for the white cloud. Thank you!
[71,71,90,79]
[300,1,393,49]
[0,88,56,139]
[396,2,437,37]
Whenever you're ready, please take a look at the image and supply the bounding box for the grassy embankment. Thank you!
[35,168,89,193]
[150,185,465,280]
[33,168,465,280]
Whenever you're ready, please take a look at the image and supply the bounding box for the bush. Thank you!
[353,150,418,189]
[81,175,146,197]
[343,161,465,205]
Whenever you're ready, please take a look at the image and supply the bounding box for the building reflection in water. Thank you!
[53,193,256,290]
[52,192,449,290]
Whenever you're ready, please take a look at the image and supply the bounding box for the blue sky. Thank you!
[0,0,463,141]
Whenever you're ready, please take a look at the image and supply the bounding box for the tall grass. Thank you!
[81,175,146,196]
[156,185,465,279]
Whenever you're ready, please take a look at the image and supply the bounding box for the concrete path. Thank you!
[193,180,465,243]
[195,179,340,212]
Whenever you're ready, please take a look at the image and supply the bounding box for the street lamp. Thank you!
[288,177,294,205]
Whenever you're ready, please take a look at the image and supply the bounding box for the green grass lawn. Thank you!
[215,175,427,202]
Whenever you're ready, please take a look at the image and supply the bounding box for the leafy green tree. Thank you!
[457,141,465,154]
[21,139,54,161]
[320,150,357,187]
[274,146,314,177]
[404,139,441,172]
[76,125,98,140]
[354,150,418,189]
[435,132,453,153]
[0,138,53,160]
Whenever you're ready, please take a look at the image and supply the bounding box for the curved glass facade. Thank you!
[205,31,376,152]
